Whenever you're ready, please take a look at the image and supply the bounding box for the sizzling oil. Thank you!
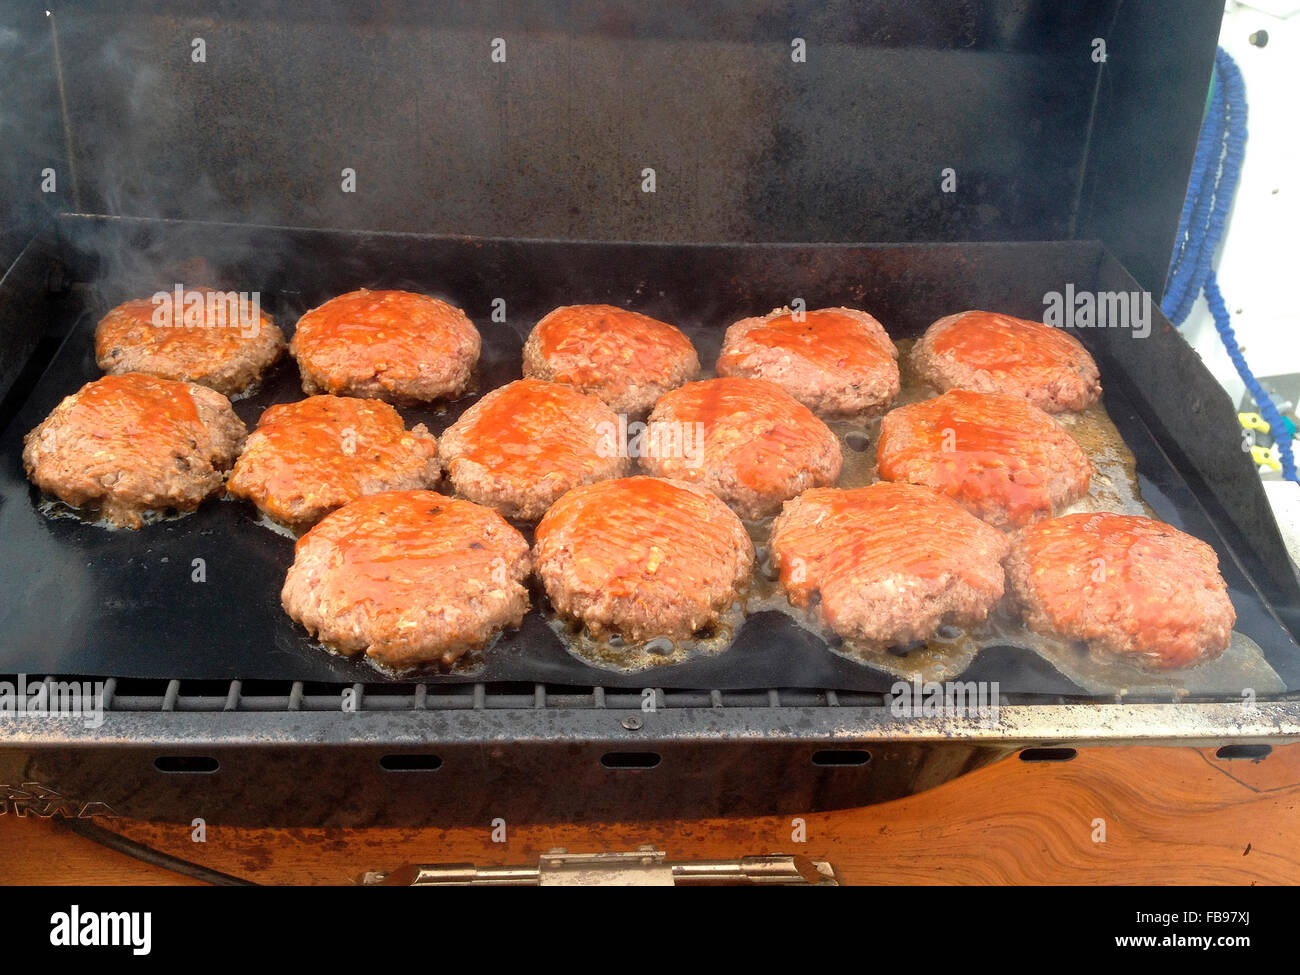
[545,603,744,674]
[559,339,1278,696]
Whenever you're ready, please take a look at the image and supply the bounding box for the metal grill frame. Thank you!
[3,221,1299,826]
[4,676,1297,828]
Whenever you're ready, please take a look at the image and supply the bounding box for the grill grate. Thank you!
[9,674,1279,713]
[106,678,869,712]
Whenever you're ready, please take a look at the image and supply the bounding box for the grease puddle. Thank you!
[549,339,1281,696]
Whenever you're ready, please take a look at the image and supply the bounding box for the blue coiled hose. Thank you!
[1161,48,1297,483]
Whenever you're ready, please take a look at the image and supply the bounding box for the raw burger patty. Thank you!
[291,289,480,403]
[533,476,754,642]
[22,372,247,529]
[876,389,1092,528]
[638,376,842,520]
[911,310,1102,412]
[522,304,699,414]
[716,306,900,415]
[96,288,286,397]
[227,395,440,529]
[1006,512,1235,670]
[440,378,630,521]
[281,490,531,670]
[770,482,1010,646]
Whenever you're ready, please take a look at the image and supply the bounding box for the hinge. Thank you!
[359,845,840,886]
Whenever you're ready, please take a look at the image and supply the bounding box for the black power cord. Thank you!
[66,818,259,887]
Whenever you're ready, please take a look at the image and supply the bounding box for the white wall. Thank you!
[1175,1,1300,561]
[1178,1,1300,406]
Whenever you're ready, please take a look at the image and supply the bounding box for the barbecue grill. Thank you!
[3,0,1298,829]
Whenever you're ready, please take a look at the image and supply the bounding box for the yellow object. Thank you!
[1252,444,1282,471]
[1239,411,1270,433]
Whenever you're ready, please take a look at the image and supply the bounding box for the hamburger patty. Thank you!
[22,372,247,529]
[226,395,440,529]
[638,376,842,520]
[439,378,630,521]
[522,304,699,414]
[716,306,900,415]
[291,289,480,403]
[281,490,531,669]
[770,483,1009,646]
[1006,512,1235,669]
[96,288,286,397]
[911,310,1102,412]
[533,476,754,642]
[876,389,1092,528]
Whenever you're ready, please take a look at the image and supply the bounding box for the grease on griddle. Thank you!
[553,337,1272,694]
[37,493,196,530]
[253,508,304,540]
[302,627,504,679]
[746,537,984,684]
[544,601,744,674]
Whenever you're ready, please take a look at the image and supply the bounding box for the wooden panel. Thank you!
[2,744,1297,885]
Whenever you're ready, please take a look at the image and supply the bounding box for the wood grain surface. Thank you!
[2,744,1298,885]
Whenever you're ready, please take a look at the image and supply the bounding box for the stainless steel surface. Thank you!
[4,699,1298,746]
[360,846,840,886]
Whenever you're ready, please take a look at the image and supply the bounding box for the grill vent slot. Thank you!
[1215,744,1271,761]
[601,752,662,770]
[154,756,219,773]
[380,754,443,771]
[1019,747,1078,762]
[812,749,872,767]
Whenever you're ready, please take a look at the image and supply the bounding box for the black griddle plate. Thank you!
[0,217,1295,694]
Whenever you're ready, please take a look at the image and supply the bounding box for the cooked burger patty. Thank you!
[22,372,247,529]
[716,306,900,415]
[522,304,699,414]
[911,310,1102,412]
[291,289,480,403]
[226,395,440,529]
[638,377,842,520]
[440,378,630,521]
[533,476,754,642]
[281,490,531,669]
[876,389,1092,528]
[770,482,1010,646]
[96,288,286,397]
[1006,512,1235,669]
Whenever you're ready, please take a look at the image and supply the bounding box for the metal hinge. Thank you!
[359,845,840,886]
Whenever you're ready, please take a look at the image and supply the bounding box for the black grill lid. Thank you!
[3,0,1223,293]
